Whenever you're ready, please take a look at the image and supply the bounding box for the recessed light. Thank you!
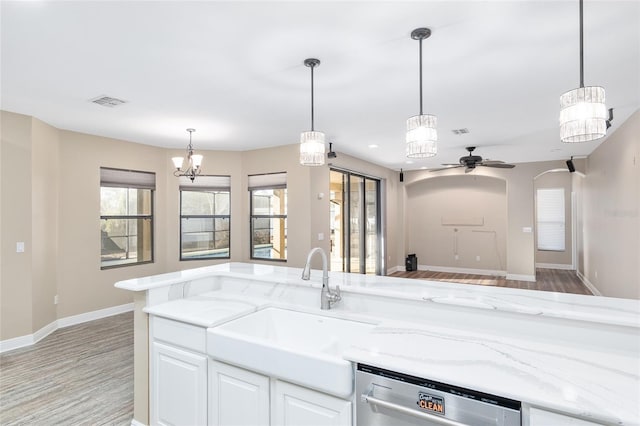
[406,160,414,164]
[420,166,427,170]
[368,144,378,149]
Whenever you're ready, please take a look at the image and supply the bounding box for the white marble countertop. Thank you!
[117,262,640,328]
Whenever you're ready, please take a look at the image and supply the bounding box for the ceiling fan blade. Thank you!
[440,163,461,166]
[464,167,474,173]
[429,165,463,172]
[482,163,515,169]
[481,160,505,164]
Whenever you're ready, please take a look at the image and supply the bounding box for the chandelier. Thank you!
[406,27,437,158]
[559,0,608,143]
[172,128,203,182]
[299,58,326,166]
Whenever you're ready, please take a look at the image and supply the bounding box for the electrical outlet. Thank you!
[476,255,481,262]
[454,254,459,260]
[54,295,59,305]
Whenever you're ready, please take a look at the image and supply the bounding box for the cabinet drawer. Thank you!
[152,316,206,353]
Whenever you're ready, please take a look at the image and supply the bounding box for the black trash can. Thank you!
[405,254,417,272]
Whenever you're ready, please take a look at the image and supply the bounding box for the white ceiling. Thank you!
[2,1,638,171]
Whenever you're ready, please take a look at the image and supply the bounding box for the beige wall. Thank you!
[1,111,33,339]
[534,170,573,266]
[56,130,169,318]
[402,160,572,280]
[405,175,507,272]
[31,118,60,331]
[583,110,639,299]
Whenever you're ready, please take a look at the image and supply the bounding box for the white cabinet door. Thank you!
[529,407,604,425]
[208,360,270,426]
[151,341,207,426]
[273,380,352,426]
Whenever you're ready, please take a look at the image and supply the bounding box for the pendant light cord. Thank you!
[419,37,423,115]
[310,64,315,131]
[579,0,584,88]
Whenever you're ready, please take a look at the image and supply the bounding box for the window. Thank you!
[180,176,231,260]
[100,167,155,268]
[249,173,287,261]
[536,188,565,251]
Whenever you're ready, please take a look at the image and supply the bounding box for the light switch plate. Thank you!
[522,227,532,233]
[16,242,25,253]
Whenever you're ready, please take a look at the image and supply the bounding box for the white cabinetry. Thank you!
[208,360,352,426]
[208,360,270,426]
[150,316,208,426]
[529,407,604,425]
[273,380,351,426]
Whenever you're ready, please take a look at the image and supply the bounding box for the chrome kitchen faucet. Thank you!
[301,247,341,310]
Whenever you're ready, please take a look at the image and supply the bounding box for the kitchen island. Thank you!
[116,262,640,426]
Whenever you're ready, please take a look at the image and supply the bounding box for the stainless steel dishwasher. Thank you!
[356,364,521,426]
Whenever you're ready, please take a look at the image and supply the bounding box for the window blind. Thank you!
[100,167,156,190]
[536,188,565,251]
[179,175,231,191]
[248,172,287,190]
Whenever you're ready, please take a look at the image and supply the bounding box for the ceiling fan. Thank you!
[430,146,516,173]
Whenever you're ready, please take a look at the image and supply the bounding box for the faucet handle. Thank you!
[330,285,342,303]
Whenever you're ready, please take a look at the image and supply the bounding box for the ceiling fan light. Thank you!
[406,114,437,158]
[300,130,326,166]
[559,86,607,143]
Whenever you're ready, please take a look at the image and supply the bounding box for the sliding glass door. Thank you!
[330,169,381,274]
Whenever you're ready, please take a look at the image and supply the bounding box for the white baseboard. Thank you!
[131,419,147,426]
[506,273,537,282]
[0,334,34,353]
[577,271,601,296]
[32,320,58,344]
[420,264,507,277]
[58,303,133,328]
[0,303,134,354]
[535,263,575,270]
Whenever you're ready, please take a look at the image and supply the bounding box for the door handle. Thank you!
[362,389,470,426]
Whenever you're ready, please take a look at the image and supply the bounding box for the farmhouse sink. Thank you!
[207,307,376,398]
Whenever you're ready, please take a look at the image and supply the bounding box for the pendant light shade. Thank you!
[300,58,326,166]
[559,0,607,143]
[406,114,438,157]
[560,86,607,143]
[406,28,437,159]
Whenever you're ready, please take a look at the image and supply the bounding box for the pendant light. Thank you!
[406,27,437,158]
[172,128,203,182]
[299,58,326,166]
[559,0,607,143]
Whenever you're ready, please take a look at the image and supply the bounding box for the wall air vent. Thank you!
[90,95,127,108]
[451,128,469,135]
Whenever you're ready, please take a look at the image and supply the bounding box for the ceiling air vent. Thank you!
[451,128,469,135]
[90,95,127,108]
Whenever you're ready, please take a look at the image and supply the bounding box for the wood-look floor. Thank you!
[0,312,134,426]
[390,268,592,295]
